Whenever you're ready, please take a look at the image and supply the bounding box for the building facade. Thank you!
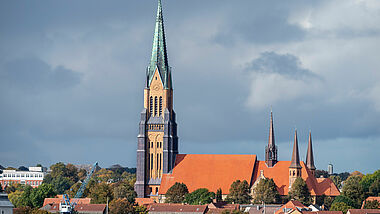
[134,0,178,199]
[134,1,340,202]
[0,167,47,189]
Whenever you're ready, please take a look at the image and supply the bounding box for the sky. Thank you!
[0,0,379,174]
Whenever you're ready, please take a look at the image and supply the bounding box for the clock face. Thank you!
[153,85,160,91]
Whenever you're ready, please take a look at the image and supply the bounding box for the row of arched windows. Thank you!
[149,153,162,178]
[148,141,162,148]
[149,96,163,116]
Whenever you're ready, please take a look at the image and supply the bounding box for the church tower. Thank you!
[135,0,178,198]
[306,131,316,176]
[265,110,278,167]
[289,129,302,189]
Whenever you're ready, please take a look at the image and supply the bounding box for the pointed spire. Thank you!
[147,0,171,89]
[268,110,275,147]
[306,131,316,170]
[290,129,301,168]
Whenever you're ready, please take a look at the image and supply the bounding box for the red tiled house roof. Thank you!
[43,197,91,207]
[159,154,257,195]
[148,203,208,213]
[362,197,380,209]
[252,161,340,196]
[275,200,309,214]
[40,203,106,213]
[135,197,155,206]
[303,211,343,214]
[347,209,380,214]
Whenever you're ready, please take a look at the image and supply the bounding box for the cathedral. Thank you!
[134,0,339,202]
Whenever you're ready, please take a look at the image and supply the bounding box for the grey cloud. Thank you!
[247,51,317,79]
[0,58,82,93]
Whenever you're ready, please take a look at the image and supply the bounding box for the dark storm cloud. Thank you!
[247,52,317,79]
[0,58,82,92]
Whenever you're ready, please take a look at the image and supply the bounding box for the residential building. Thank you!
[0,193,14,214]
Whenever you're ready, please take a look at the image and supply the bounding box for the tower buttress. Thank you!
[306,131,316,176]
[265,110,278,167]
[289,129,302,189]
[135,0,178,199]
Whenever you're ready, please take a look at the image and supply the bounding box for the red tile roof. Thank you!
[159,154,257,194]
[207,202,239,213]
[43,197,91,207]
[303,211,343,214]
[347,209,380,214]
[148,203,208,213]
[253,161,340,196]
[275,200,309,214]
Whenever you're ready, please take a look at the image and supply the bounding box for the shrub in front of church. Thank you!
[165,182,189,203]
[253,178,280,204]
[288,177,311,205]
[184,188,215,205]
[226,180,252,204]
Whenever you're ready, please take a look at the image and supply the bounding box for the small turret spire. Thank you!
[306,131,316,170]
[147,0,171,89]
[290,129,301,168]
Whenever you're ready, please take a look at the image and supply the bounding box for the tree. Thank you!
[332,195,357,208]
[184,188,215,205]
[360,170,380,195]
[78,169,87,181]
[288,177,311,205]
[135,205,148,214]
[329,175,342,189]
[226,180,252,204]
[253,178,280,204]
[364,200,380,209]
[165,182,189,203]
[315,170,329,178]
[94,169,115,183]
[8,190,23,208]
[50,176,73,194]
[323,196,334,210]
[369,178,380,196]
[65,164,79,183]
[330,202,354,213]
[109,198,135,214]
[216,188,223,202]
[341,175,364,208]
[89,182,113,204]
[19,185,34,207]
[112,181,137,204]
[30,183,56,208]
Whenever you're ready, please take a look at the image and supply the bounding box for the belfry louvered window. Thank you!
[150,96,153,115]
[154,96,158,116]
[156,154,159,172]
[151,154,153,170]
[159,97,162,116]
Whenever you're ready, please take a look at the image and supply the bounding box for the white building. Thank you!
[0,167,47,189]
[0,193,14,214]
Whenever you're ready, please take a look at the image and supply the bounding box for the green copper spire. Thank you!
[147,0,171,89]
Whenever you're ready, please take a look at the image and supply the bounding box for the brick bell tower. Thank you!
[135,0,178,198]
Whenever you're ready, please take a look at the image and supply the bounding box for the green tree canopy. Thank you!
[30,183,56,208]
[329,175,342,189]
[165,182,189,203]
[184,188,215,205]
[341,175,364,208]
[369,178,380,196]
[332,195,357,208]
[330,202,354,213]
[89,182,113,204]
[8,190,23,208]
[109,198,135,214]
[226,180,252,204]
[112,181,137,204]
[253,178,280,204]
[216,188,223,202]
[288,177,311,205]
[360,170,380,196]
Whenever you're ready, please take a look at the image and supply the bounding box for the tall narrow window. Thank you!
[154,96,158,116]
[159,153,162,170]
[151,154,153,170]
[159,96,162,116]
[150,96,153,115]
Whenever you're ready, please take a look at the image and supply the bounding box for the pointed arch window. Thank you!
[150,96,153,115]
[159,97,162,116]
[151,153,153,170]
[154,96,158,116]
[156,154,159,172]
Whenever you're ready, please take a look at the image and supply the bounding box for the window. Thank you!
[150,96,153,115]
[156,154,159,171]
[157,142,159,148]
[154,96,158,116]
[156,187,159,194]
[159,97,162,116]
[151,154,153,170]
